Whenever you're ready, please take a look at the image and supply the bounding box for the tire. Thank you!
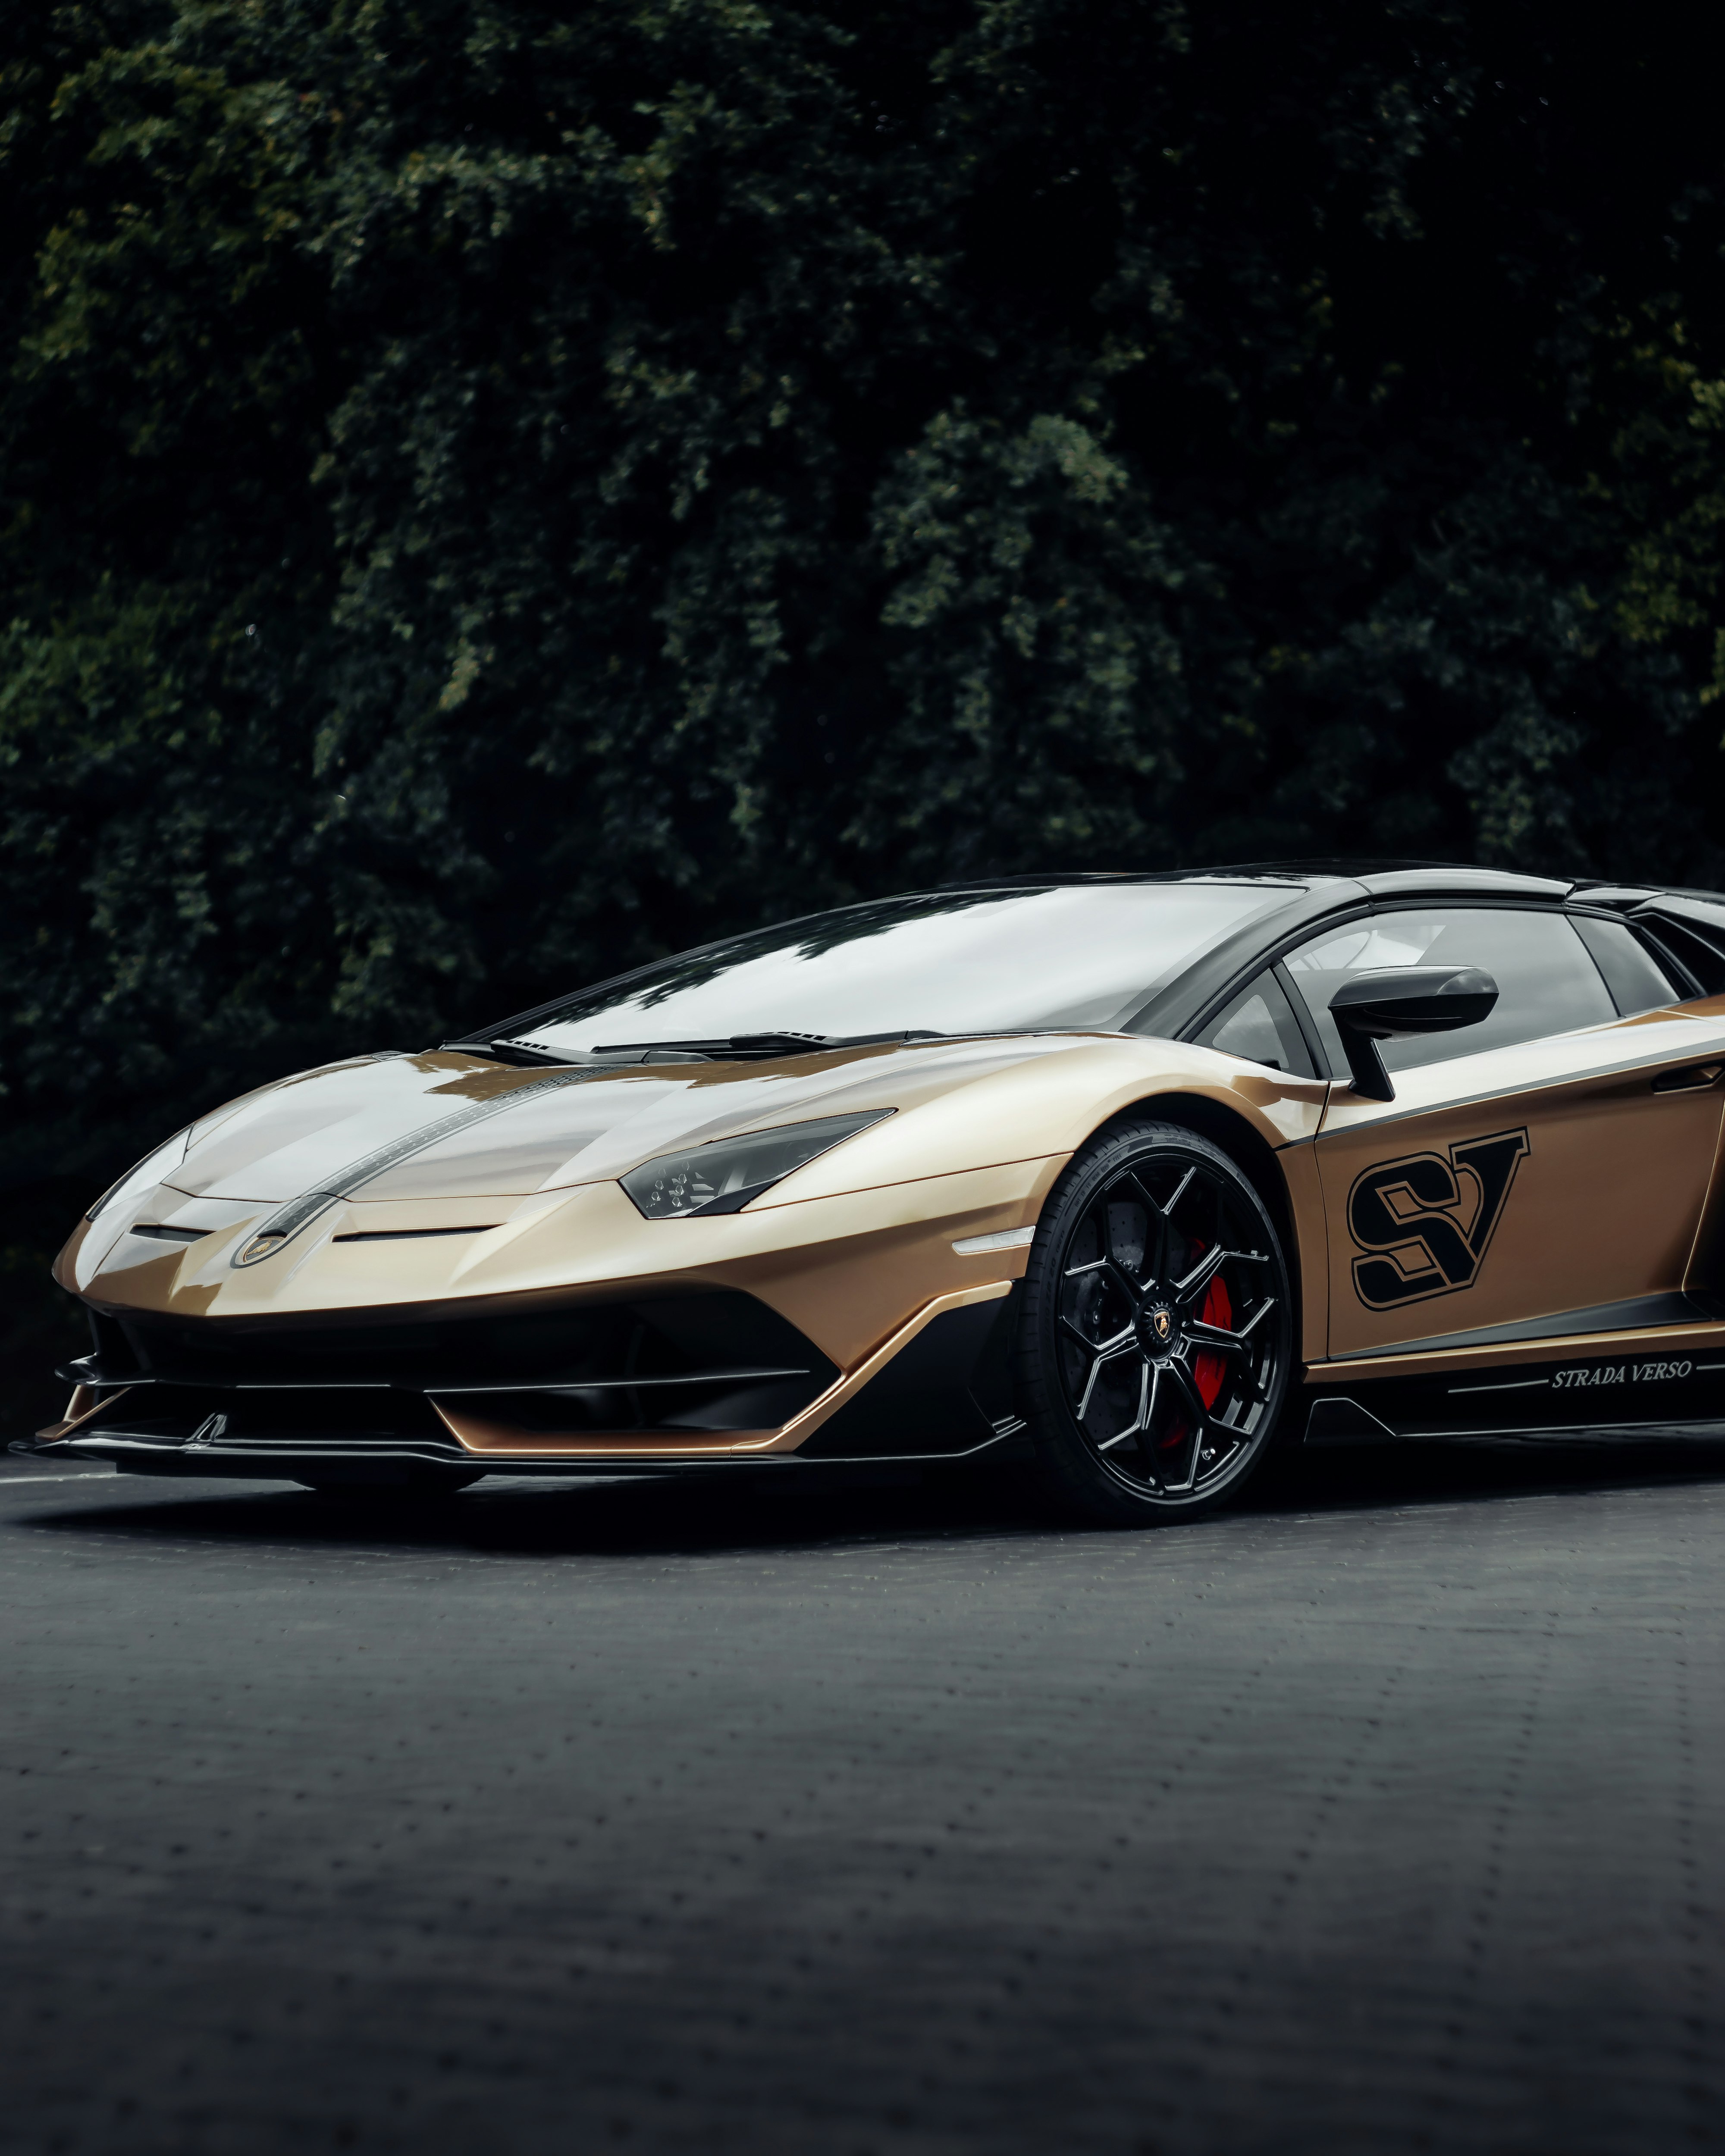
[1016,1119,1294,1526]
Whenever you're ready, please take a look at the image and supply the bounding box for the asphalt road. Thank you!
[4,1439,1723,2156]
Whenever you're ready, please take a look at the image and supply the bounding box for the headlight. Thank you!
[621,1110,893,1219]
[85,1127,195,1223]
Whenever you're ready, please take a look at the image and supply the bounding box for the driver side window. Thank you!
[1283,908,1618,1076]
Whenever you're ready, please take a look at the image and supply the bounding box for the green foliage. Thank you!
[4,0,1725,1260]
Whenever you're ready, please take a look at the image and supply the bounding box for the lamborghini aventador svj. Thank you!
[28,862,1725,1523]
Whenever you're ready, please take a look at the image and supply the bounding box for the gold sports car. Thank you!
[26,862,1725,1523]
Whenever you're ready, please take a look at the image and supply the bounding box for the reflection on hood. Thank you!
[165,1037,1079,1205]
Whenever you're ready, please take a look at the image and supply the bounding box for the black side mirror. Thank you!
[1328,967,1499,1101]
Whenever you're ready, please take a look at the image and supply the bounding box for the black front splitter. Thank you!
[20,1429,1020,1483]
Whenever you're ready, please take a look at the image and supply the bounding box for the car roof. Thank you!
[466,861,1725,1059]
[937,860,1725,907]
[993,861,1725,1041]
[934,860,1576,900]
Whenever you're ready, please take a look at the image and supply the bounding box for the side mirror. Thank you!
[1328,967,1499,1101]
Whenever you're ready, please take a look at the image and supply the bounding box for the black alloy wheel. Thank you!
[1017,1120,1294,1525]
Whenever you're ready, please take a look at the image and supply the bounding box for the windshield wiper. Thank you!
[439,1037,581,1068]
[586,1030,945,1062]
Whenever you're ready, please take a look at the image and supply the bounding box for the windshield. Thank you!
[492,883,1298,1054]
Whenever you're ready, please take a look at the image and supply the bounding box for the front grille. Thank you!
[75,1291,837,1441]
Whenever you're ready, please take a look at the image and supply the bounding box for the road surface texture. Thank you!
[3,1439,1722,2156]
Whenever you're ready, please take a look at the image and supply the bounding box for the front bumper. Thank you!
[31,1282,1028,1483]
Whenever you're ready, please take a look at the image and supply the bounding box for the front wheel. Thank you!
[1016,1119,1294,1526]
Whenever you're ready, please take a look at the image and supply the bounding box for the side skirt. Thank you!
[1304,1343,1725,1445]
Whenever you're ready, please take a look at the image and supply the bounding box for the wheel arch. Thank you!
[1086,1089,1315,1370]
[1012,1086,1307,1518]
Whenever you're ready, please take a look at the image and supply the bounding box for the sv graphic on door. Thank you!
[1314,1024,1725,1359]
[1346,1129,1529,1309]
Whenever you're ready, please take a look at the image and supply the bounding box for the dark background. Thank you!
[6,0,1725,1438]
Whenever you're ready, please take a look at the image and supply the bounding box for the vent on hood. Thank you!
[330,1226,499,1243]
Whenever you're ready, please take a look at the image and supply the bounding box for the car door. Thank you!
[1283,904,1725,1360]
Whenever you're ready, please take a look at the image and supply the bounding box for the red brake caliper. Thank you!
[1192,1273,1232,1407]
[1158,1250,1231,1450]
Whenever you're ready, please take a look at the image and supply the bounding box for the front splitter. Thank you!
[24,1426,1024,1481]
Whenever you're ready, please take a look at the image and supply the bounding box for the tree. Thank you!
[3,0,1725,1434]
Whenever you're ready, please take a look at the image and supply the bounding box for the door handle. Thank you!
[1652,1063,1725,1093]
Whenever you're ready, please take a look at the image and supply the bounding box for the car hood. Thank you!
[160,1037,1086,1207]
[60,1030,1332,1322]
